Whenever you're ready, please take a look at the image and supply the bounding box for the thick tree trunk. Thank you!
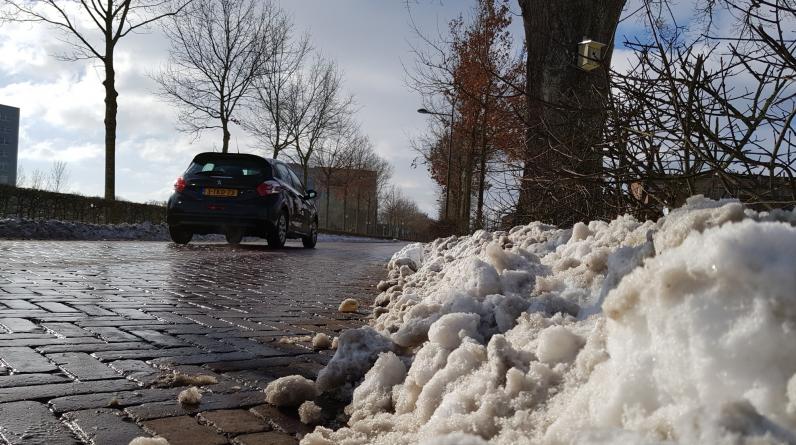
[103,47,118,201]
[516,0,626,226]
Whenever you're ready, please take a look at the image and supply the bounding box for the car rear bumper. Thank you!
[166,195,279,235]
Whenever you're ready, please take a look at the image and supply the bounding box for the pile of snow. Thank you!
[298,196,796,445]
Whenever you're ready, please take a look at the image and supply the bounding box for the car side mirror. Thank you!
[305,190,317,199]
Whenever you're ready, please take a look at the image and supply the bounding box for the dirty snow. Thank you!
[177,386,202,405]
[128,438,170,445]
[298,196,796,445]
[264,375,319,407]
[339,298,360,313]
[312,333,333,350]
[300,400,324,424]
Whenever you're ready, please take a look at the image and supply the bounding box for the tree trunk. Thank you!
[325,174,332,229]
[103,46,118,201]
[516,0,626,225]
[221,118,231,153]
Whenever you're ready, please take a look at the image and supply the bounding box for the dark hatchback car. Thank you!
[166,153,319,248]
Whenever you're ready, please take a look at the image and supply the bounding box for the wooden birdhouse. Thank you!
[578,39,607,71]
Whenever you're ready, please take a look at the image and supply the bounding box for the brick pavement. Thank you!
[0,240,401,445]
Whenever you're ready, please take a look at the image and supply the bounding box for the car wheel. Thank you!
[169,226,192,245]
[302,221,317,249]
[225,228,244,245]
[267,211,288,248]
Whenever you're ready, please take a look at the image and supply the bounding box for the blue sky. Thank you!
[0,0,703,214]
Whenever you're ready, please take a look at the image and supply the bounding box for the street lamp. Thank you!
[418,102,455,221]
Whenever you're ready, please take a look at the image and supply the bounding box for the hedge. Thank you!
[0,185,166,224]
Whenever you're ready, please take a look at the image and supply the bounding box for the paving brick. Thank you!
[0,401,80,444]
[71,305,116,316]
[0,346,57,373]
[249,405,312,435]
[49,387,183,413]
[199,409,270,434]
[1,300,41,310]
[0,379,138,403]
[233,431,298,445]
[0,337,103,347]
[47,352,120,381]
[177,334,239,352]
[126,329,187,347]
[0,317,40,333]
[63,408,148,445]
[142,416,228,445]
[0,373,71,388]
[42,322,94,337]
[150,351,256,366]
[183,315,233,328]
[84,326,141,342]
[220,337,287,357]
[37,302,79,313]
[93,347,205,362]
[113,308,156,320]
[125,391,265,421]
[37,342,150,354]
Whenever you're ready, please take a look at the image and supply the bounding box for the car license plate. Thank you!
[203,188,238,197]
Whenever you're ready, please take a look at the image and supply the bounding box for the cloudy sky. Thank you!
[0,0,702,215]
[0,0,498,214]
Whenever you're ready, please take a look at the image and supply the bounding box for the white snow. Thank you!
[264,375,319,407]
[177,386,202,405]
[299,196,796,445]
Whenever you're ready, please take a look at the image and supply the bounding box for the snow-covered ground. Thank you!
[284,196,796,445]
[0,218,397,243]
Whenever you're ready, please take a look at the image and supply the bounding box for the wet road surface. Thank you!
[0,239,402,445]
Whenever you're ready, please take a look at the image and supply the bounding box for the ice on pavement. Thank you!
[298,196,796,445]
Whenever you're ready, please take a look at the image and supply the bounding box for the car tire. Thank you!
[169,226,192,245]
[302,221,317,249]
[267,211,288,248]
[225,228,244,245]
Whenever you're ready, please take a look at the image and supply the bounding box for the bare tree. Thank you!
[15,165,25,188]
[1,0,191,200]
[285,56,353,184]
[155,0,290,153]
[29,168,45,190]
[244,31,310,159]
[47,160,70,192]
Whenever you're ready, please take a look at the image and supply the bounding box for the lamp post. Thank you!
[418,100,456,221]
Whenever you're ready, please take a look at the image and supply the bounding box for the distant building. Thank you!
[0,104,20,186]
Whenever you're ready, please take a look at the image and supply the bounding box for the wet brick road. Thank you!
[0,239,402,445]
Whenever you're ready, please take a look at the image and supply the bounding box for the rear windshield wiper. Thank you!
[195,170,235,176]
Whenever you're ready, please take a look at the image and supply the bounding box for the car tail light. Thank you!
[256,180,281,196]
[174,176,186,193]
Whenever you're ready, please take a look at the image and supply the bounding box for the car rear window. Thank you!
[185,157,271,178]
